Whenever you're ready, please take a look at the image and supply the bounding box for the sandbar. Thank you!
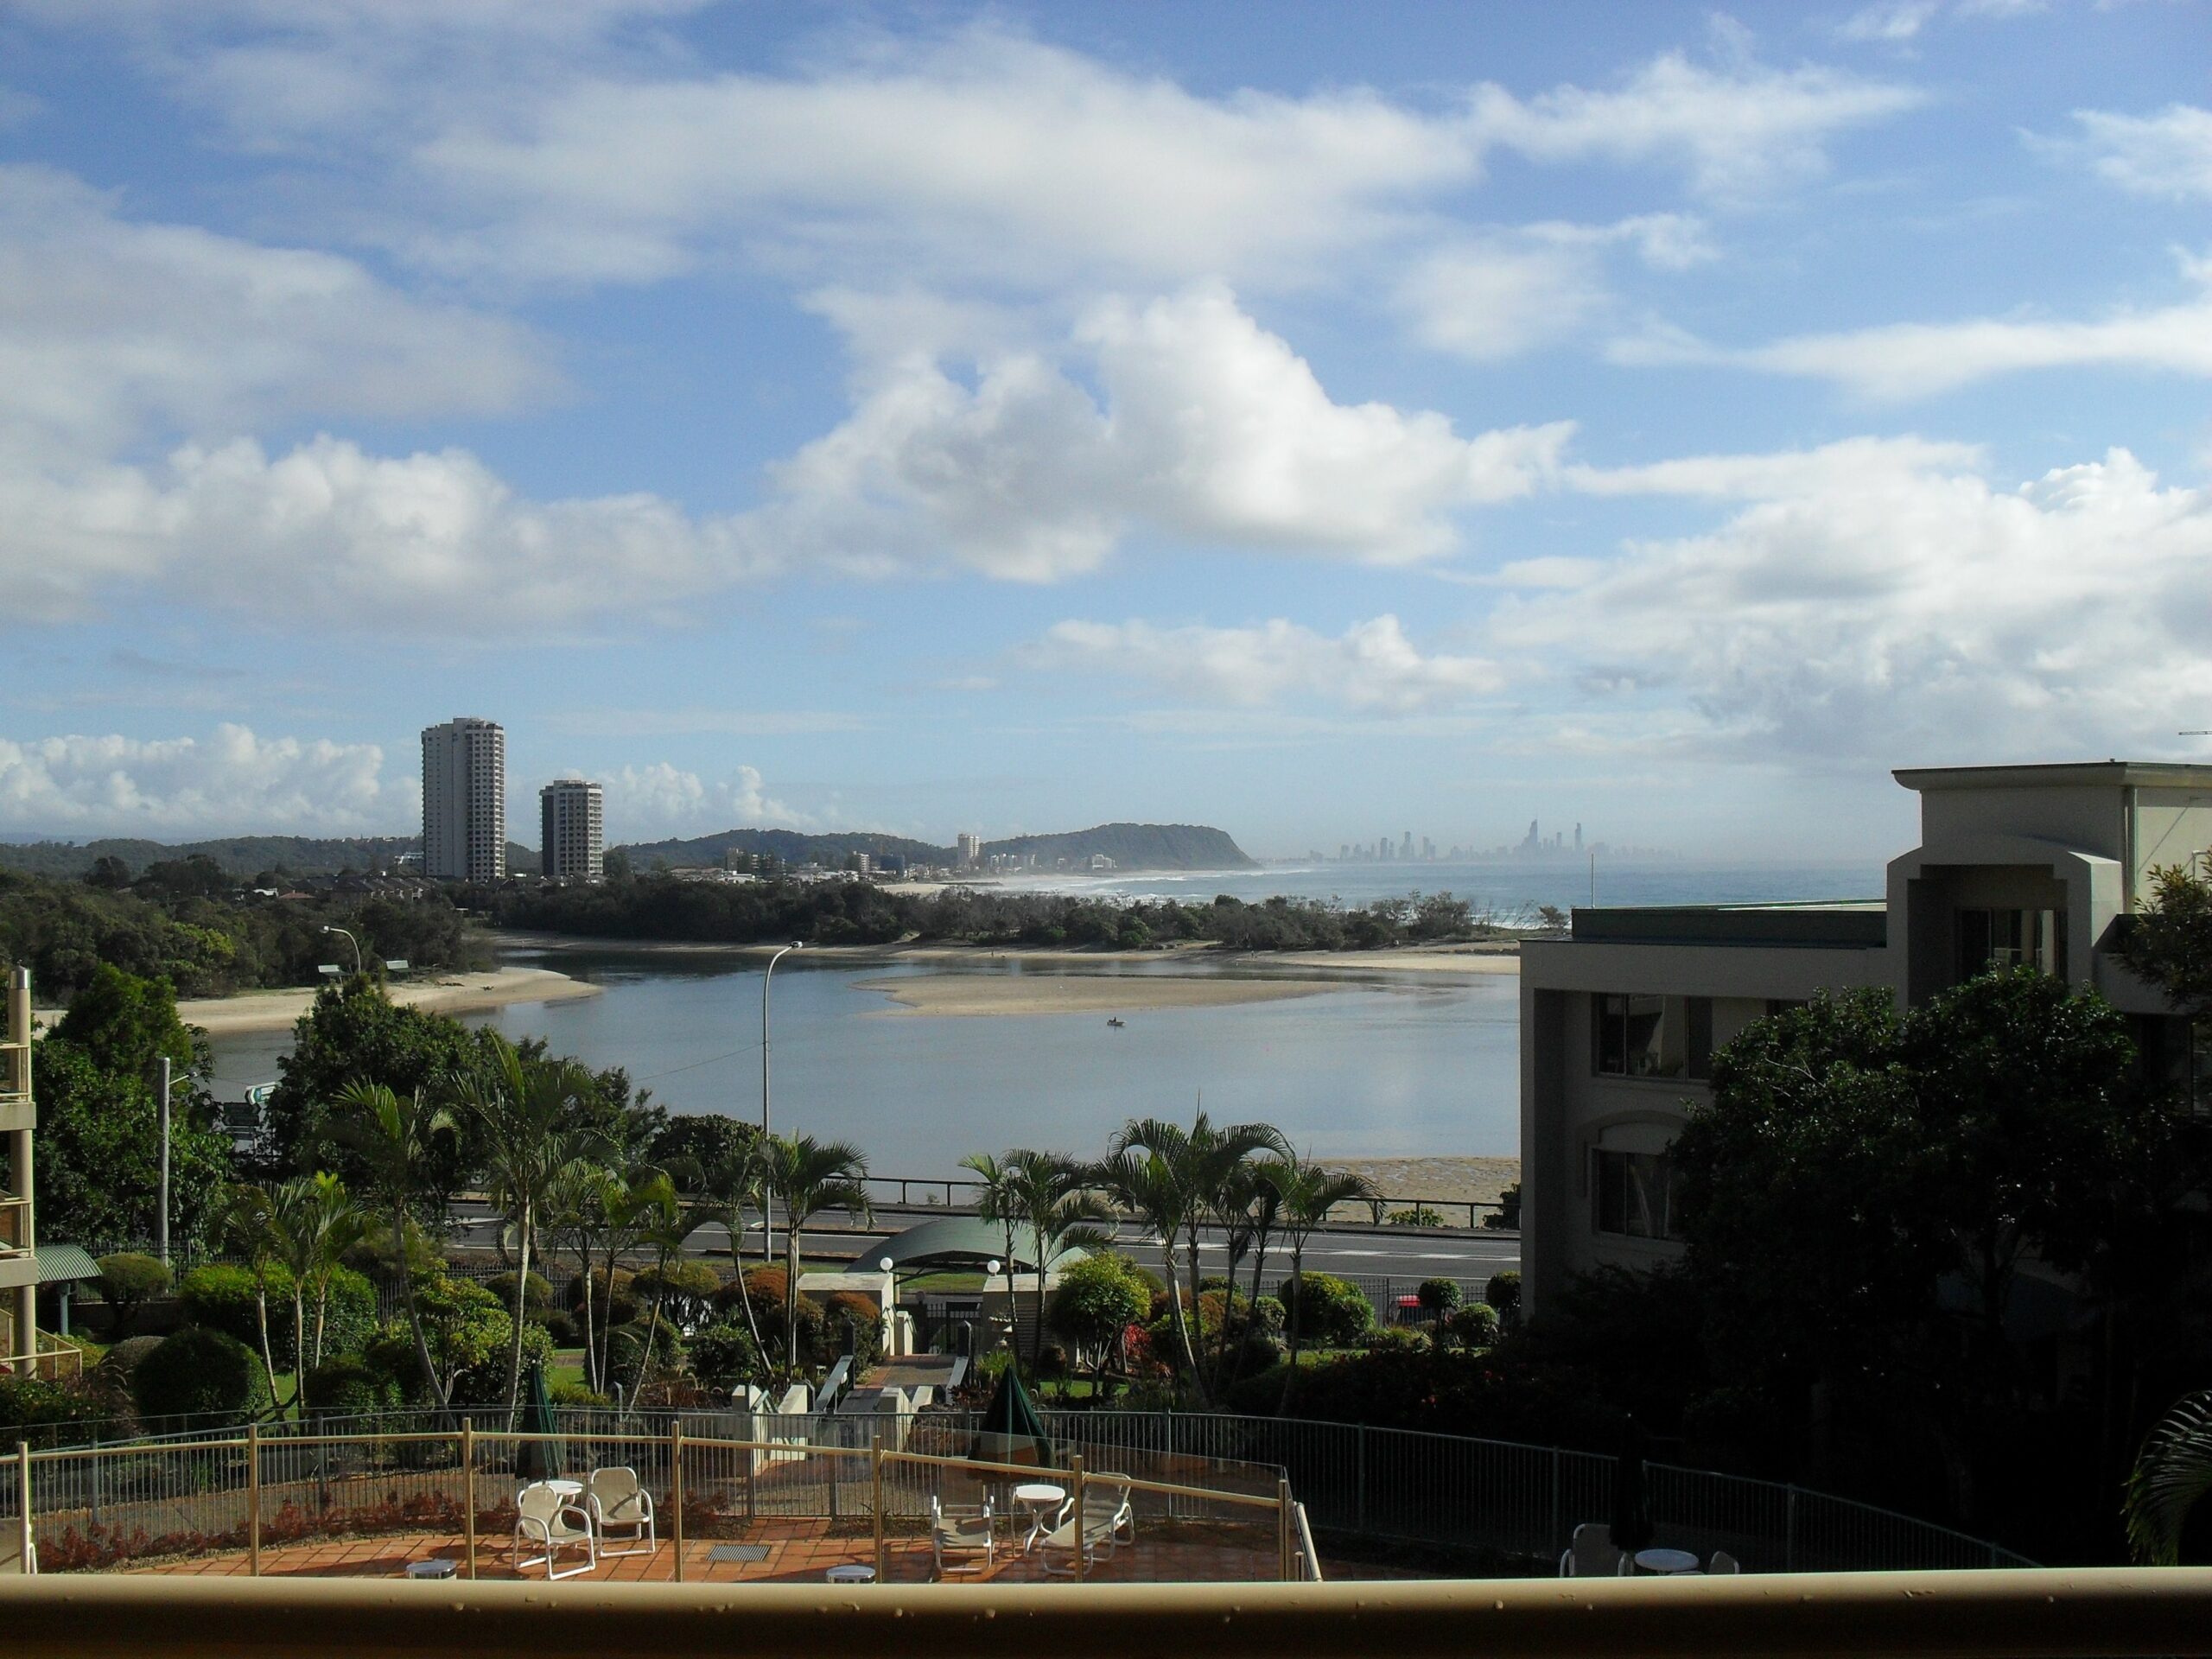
[855,972,1345,1019]
[169,965,601,1037]
[1325,1154,1522,1212]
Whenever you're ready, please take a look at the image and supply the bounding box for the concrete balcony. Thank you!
[0,1194,33,1291]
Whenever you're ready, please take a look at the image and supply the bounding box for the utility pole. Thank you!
[760,943,801,1265]
[156,1056,172,1268]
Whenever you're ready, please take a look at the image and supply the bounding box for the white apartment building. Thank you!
[957,832,982,868]
[540,778,604,881]
[1519,760,2212,1317]
[421,717,506,883]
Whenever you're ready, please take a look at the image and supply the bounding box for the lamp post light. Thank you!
[321,925,365,976]
[760,942,802,1263]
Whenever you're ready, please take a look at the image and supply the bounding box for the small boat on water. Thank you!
[1106,1017,1125,1027]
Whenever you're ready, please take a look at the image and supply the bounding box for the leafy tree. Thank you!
[1264,1154,1377,1405]
[33,966,230,1248]
[2119,858,2212,1102]
[272,982,484,1176]
[84,855,132,890]
[326,1082,459,1410]
[93,1252,170,1337]
[1047,1254,1151,1382]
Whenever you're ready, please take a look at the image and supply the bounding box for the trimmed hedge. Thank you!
[133,1326,271,1421]
[1278,1271,1374,1348]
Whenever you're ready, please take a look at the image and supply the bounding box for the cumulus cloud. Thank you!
[605,762,805,838]
[1024,616,1505,715]
[1835,3,1939,42]
[2057,104,2212,202]
[1399,215,1713,361]
[1613,251,2212,397]
[1495,444,2212,762]
[0,163,550,458]
[0,724,410,835]
[767,286,1572,581]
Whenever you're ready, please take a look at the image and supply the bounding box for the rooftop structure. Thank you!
[1519,759,2212,1315]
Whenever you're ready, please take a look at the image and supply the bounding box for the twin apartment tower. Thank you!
[420,717,603,882]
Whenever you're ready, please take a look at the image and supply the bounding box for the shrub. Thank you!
[602,1318,682,1395]
[718,1270,824,1361]
[93,1252,171,1336]
[101,1333,163,1381]
[1049,1255,1152,1374]
[1483,1183,1521,1230]
[1361,1325,1428,1354]
[177,1262,376,1368]
[302,1357,399,1419]
[1446,1302,1501,1348]
[0,1374,107,1442]
[1388,1205,1446,1228]
[688,1322,764,1391]
[1416,1278,1462,1317]
[823,1290,883,1367]
[565,1267,638,1326]
[539,1309,580,1347]
[486,1270,553,1313]
[1484,1270,1522,1317]
[133,1327,271,1422]
[450,1319,556,1407]
[634,1260,722,1332]
[1278,1271,1373,1347]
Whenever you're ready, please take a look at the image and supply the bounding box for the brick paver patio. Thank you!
[124,1520,1287,1586]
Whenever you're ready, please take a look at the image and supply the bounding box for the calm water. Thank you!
[201,864,1878,1179]
[206,951,1522,1178]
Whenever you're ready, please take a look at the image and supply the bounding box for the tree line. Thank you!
[492,873,1519,950]
[0,864,481,1001]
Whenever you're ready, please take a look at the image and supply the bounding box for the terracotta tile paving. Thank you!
[120,1522,1291,1586]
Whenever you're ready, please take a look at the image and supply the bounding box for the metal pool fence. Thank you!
[3,1407,2031,1577]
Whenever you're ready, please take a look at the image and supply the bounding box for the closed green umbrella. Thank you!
[516,1361,564,1481]
[969,1363,1054,1469]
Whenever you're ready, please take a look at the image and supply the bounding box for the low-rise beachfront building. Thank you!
[1519,760,2212,1316]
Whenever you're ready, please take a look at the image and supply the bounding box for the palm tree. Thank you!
[1105,1113,1286,1398]
[1093,1142,1199,1380]
[451,1034,601,1411]
[217,1183,284,1412]
[267,1172,366,1414]
[545,1159,617,1395]
[2126,1389,2212,1562]
[698,1135,773,1389]
[760,1135,872,1376]
[1004,1151,1114,1377]
[626,1167,703,1401]
[1271,1154,1378,1409]
[328,1081,458,1411]
[961,1151,1025,1293]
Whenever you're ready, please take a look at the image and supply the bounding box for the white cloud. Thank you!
[2061,104,2212,201]
[766,285,1572,581]
[1025,616,1505,715]
[1613,252,2212,397]
[1400,215,1713,361]
[0,163,550,457]
[605,762,806,838]
[1461,38,1923,200]
[1494,444,2212,763]
[0,724,410,835]
[1563,434,1986,497]
[1835,3,1938,43]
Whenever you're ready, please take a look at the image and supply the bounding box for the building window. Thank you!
[1592,1148,1680,1239]
[1593,994,1713,1080]
[1956,907,2063,980]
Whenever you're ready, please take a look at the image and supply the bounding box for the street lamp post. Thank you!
[760,942,802,1264]
[321,925,365,976]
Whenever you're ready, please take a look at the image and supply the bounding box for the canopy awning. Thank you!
[35,1243,100,1285]
[854,1215,1090,1275]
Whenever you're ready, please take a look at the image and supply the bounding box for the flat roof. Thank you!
[1895,760,2212,791]
[1571,902,1887,950]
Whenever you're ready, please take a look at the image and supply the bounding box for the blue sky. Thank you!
[2,0,2208,861]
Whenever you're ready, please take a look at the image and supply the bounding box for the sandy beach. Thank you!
[170,965,601,1037]
[854,971,1345,1018]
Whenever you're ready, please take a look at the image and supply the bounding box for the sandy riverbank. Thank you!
[168,966,601,1037]
[854,971,1345,1019]
[1326,1155,1521,1211]
[495,931,1522,976]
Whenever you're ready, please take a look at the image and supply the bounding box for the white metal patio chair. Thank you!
[1708,1549,1742,1574]
[1559,1522,1628,1576]
[585,1466,656,1558]
[930,1494,996,1578]
[514,1481,596,1580]
[1033,1497,1103,1577]
[1078,1475,1136,1559]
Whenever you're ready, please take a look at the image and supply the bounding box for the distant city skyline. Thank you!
[1,6,2206,861]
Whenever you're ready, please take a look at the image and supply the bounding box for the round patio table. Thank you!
[1013,1483,1067,1551]
[404,1559,457,1580]
[825,1564,876,1585]
[1635,1548,1702,1575]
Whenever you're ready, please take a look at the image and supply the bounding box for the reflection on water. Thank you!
[205,948,1520,1179]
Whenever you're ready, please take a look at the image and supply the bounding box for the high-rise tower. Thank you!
[422,718,506,883]
[540,779,604,880]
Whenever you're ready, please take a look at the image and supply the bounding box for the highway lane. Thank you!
[448,1200,1516,1282]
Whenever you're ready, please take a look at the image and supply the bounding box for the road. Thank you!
[449,1200,1517,1286]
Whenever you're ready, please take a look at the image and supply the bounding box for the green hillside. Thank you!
[983,823,1255,870]
[0,835,537,880]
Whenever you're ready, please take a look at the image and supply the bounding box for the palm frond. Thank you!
[2127,1389,2212,1564]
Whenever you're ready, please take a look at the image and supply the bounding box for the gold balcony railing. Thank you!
[0,1193,28,1254]
[0,1568,2209,1657]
